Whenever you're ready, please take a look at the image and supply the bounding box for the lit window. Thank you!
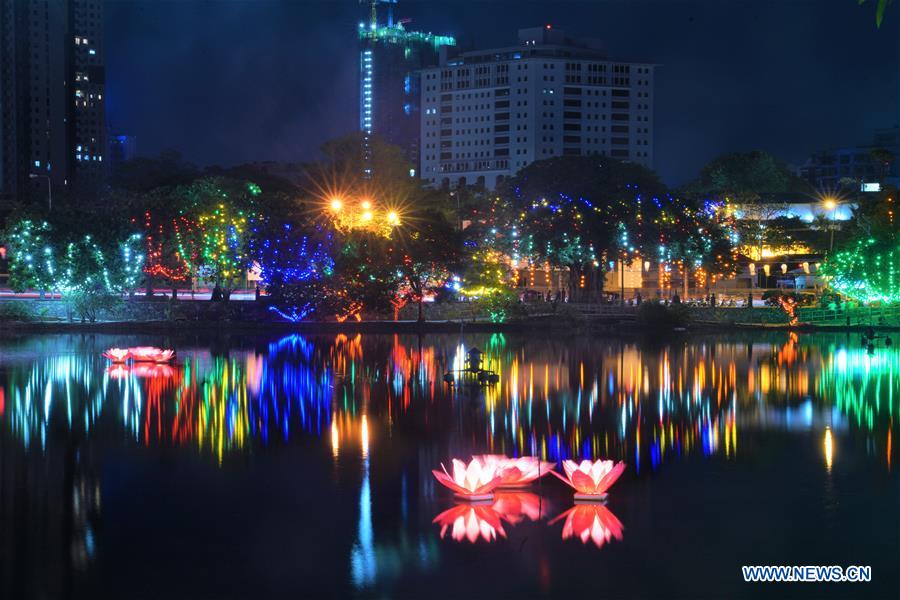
[34,160,40,167]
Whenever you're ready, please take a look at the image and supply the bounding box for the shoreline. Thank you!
[4,318,900,336]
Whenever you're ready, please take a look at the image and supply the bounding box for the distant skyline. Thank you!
[104,0,900,184]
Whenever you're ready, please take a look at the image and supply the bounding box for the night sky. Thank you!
[104,0,900,185]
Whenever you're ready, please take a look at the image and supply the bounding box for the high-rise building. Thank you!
[0,0,105,206]
[420,26,655,189]
[358,0,454,173]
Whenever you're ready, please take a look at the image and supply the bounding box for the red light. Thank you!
[545,24,552,29]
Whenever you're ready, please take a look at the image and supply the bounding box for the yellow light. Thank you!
[361,210,374,222]
[824,427,833,472]
[823,198,837,211]
[360,199,372,210]
[329,198,343,212]
[386,210,400,225]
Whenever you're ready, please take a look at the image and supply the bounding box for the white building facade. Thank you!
[420,26,655,190]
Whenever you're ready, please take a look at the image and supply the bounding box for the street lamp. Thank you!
[329,197,343,212]
[28,173,52,212]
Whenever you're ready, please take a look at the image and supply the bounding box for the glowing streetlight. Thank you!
[386,210,400,226]
[329,198,343,212]
[361,210,374,222]
[360,199,372,211]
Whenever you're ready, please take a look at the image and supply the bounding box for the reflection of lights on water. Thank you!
[331,420,339,458]
[824,427,834,471]
[361,415,369,458]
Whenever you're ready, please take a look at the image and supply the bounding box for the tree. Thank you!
[688,151,809,261]
[389,205,460,321]
[503,156,666,300]
[109,151,199,193]
[171,177,260,300]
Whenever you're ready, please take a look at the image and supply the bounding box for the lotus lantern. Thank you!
[550,459,625,501]
[102,348,131,363]
[476,455,554,488]
[432,458,503,501]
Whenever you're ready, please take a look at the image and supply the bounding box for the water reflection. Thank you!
[550,504,624,550]
[1,332,897,469]
[1,331,899,595]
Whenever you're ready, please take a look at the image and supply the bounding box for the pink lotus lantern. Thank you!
[432,458,503,501]
[550,504,624,549]
[491,492,545,524]
[476,455,555,488]
[432,504,507,544]
[550,459,626,501]
[129,347,175,363]
[102,348,131,363]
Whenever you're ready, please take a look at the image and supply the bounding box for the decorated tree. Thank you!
[503,156,666,300]
[389,206,460,321]
[168,177,260,300]
[248,217,334,321]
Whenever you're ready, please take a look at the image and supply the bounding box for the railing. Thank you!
[798,305,900,326]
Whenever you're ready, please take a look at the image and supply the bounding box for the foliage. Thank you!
[635,300,690,330]
[390,206,460,320]
[473,289,526,323]
[0,301,33,322]
[66,289,123,323]
[1,214,144,296]
[503,156,666,299]
[821,236,900,303]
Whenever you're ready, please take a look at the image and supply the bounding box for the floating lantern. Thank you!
[550,504,624,549]
[550,459,626,501]
[129,347,175,363]
[102,348,130,363]
[476,455,554,488]
[432,504,507,543]
[432,458,503,501]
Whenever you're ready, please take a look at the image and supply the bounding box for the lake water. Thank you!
[0,331,897,599]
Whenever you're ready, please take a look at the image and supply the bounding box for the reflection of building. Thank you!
[799,128,900,189]
[420,26,655,190]
[0,0,106,204]
[358,0,455,169]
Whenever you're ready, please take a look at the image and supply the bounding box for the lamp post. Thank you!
[28,173,52,212]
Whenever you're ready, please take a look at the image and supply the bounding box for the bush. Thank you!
[0,301,34,322]
[66,290,122,323]
[474,290,527,323]
[636,300,690,330]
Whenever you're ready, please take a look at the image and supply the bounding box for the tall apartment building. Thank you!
[358,0,454,172]
[0,0,105,205]
[420,26,655,189]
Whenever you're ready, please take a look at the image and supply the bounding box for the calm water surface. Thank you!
[0,331,897,599]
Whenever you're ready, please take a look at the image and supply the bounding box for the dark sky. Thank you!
[104,0,900,185]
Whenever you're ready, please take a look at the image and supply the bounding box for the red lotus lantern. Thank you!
[550,459,626,501]
[476,455,555,488]
[102,348,131,363]
[129,347,175,363]
[432,457,503,501]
